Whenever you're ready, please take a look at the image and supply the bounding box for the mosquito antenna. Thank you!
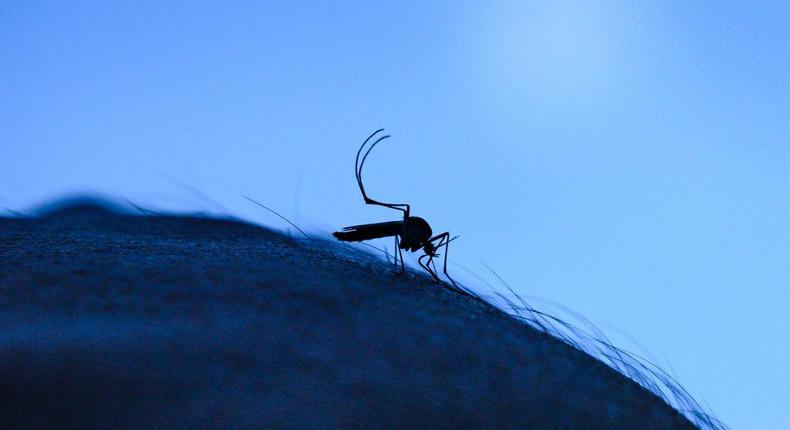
[242,195,314,243]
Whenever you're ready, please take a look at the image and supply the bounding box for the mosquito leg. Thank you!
[441,240,461,291]
[396,237,405,274]
[429,232,461,290]
[393,236,405,275]
[417,254,428,274]
[419,254,439,282]
[355,129,385,182]
[353,130,411,218]
[428,258,439,282]
[393,236,398,269]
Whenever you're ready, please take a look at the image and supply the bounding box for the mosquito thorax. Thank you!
[402,216,432,245]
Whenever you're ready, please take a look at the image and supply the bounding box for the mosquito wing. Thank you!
[333,220,403,242]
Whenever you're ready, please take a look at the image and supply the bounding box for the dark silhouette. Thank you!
[333,129,459,288]
[0,198,703,429]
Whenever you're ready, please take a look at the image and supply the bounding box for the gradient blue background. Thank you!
[2,2,788,428]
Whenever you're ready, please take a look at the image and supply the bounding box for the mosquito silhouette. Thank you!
[333,129,460,288]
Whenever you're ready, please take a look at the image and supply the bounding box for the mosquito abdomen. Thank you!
[332,220,403,242]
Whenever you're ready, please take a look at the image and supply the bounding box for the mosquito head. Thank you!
[423,241,436,256]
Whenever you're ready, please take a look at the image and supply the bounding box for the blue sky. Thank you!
[2,2,788,428]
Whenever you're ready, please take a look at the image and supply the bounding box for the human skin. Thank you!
[0,200,696,429]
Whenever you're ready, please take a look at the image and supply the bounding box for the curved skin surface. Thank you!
[0,199,696,429]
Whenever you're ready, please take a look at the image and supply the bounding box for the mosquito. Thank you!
[333,129,460,288]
